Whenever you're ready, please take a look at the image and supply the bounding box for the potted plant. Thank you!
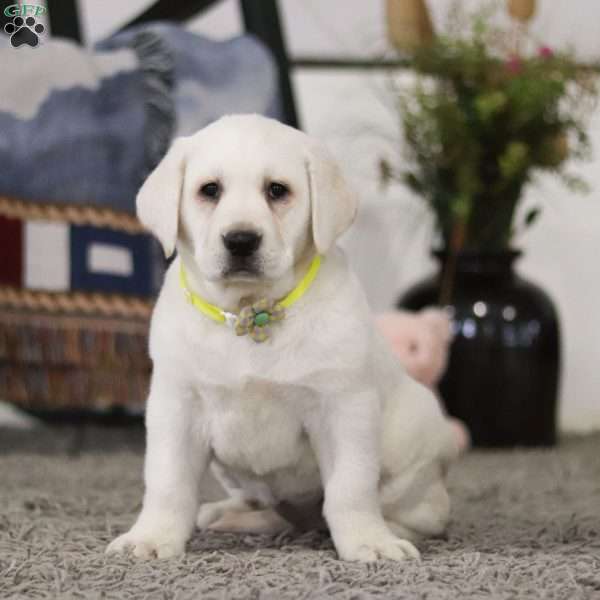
[383,1,598,446]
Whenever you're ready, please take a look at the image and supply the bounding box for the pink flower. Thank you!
[506,55,523,74]
[538,46,554,59]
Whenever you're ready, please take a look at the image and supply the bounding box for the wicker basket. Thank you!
[0,196,157,414]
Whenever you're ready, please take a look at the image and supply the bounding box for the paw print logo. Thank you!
[4,16,45,48]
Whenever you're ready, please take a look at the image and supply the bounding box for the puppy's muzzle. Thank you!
[222,230,262,257]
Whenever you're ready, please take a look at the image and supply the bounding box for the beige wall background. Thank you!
[74,1,600,432]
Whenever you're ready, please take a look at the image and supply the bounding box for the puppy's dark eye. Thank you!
[267,182,289,201]
[200,182,221,201]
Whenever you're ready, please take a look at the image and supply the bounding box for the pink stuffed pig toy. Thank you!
[375,309,470,452]
[375,308,451,388]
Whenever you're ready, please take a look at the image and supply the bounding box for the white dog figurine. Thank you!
[106,114,459,563]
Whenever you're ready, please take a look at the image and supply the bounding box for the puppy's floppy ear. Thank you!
[136,137,189,258]
[305,141,358,255]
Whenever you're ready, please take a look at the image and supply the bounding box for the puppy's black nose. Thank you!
[223,230,262,257]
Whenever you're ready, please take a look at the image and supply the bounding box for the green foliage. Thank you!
[393,7,598,251]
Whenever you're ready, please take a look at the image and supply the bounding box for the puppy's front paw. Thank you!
[335,533,421,563]
[106,528,186,559]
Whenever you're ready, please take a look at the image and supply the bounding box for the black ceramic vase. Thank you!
[398,251,560,447]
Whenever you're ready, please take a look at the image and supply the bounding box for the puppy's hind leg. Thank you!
[196,462,254,529]
[384,520,422,543]
[197,461,289,534]
[196,496,256,529]
[209,508,290,534]
[205,495,325,535]
[382,475,451,541]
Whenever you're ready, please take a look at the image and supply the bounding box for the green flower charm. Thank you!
[235,298,285,343]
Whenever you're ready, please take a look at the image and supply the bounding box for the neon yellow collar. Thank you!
[180,255,322,342]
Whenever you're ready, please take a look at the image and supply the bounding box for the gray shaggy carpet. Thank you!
[1,426,599,599]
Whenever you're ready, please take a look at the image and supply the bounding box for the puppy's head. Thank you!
[137,114,357,283]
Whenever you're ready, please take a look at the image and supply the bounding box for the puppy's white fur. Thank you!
[106,115,458,562]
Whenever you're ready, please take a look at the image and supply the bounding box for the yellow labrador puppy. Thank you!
[106,114,458,562]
